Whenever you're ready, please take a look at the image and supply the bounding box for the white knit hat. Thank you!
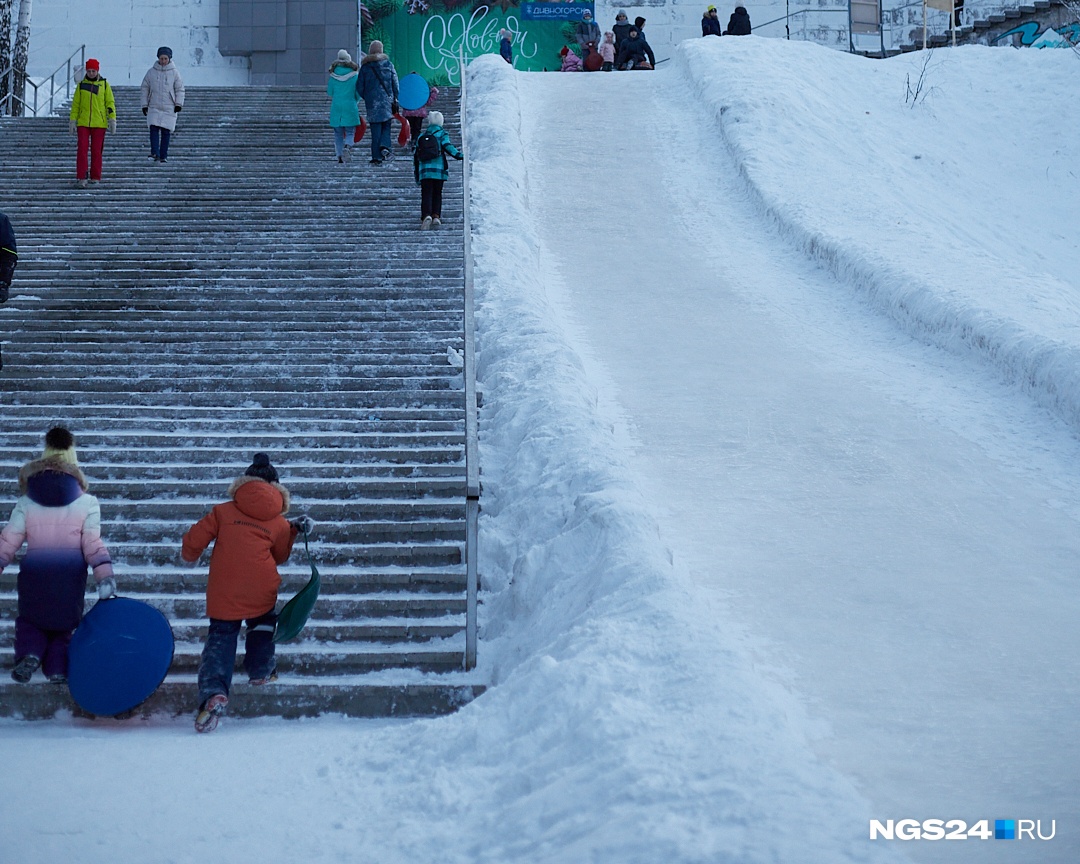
[337,49,352,63]
[428,110,444,126]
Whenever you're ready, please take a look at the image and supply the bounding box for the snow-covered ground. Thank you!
[3,39,1079,863]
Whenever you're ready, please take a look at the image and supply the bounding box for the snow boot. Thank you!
[431,216,442,229]
[194,693,229,733]
[250,670,278,686]
[421,216,432,231]
[11,656,41,684]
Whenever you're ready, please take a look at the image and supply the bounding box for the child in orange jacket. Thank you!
[181,453,312,732]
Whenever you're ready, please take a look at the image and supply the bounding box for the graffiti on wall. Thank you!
[992,20,1080,47]
[366,0,595,84]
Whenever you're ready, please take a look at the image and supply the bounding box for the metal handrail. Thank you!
[1,45,84,117]
[459,56,480,671]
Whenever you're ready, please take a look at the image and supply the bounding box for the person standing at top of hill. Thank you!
[575,10,602,70]
[69,59,115,189]
[357,40,400,165]
[702,5,723,35]
[327,49,360,164]
[140,46,185,164]
[612,11,632,55]
[725,5,752,34]
[499,28,513,63]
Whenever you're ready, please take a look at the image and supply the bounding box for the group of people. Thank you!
[560,11,657,71]
[68,47,185,188]
[0,428,313,734]
[701,5,753,36]
[326,41,463,230]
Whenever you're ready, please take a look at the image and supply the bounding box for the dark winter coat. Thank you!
[0,212,16,287]
[0,460,113,632]
[725,6,752,34]
[612,21,633,53]
[357,53,400,123]
[702,12,723,36]
[413,123,463,184]
[616,33,655,68]
[575,19,602,57]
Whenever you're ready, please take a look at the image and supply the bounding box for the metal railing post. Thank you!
[459,56,480,671]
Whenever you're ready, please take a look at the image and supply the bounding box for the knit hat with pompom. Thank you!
[41,426,78,465]
[244,452,279,484]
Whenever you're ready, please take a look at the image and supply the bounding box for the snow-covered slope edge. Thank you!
[460,54,906,863]
[677,38,1080,434]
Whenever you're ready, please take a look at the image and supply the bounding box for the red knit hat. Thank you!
[85,58,100,70]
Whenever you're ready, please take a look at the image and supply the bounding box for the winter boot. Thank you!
[250,670,278,686]
[431,216,442,229]
[194,693,229,733]
[11,656,41,684]
[421,216,432,231]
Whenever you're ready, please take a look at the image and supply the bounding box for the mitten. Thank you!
[174,105,182,112]
[453,153,463,161]
[142,106,148,115]
[97,577,117,600]
[107,119,116,133]
[290,515,316,535]
[68,119,76,134]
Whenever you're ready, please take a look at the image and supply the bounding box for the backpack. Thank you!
[415,131,442,162]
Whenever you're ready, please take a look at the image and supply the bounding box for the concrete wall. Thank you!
[27,0,252,85]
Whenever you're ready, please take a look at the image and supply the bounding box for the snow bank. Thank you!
[677,38,1080,432]
[457,53,905,862]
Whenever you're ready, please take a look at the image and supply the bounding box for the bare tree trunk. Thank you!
[0,0,13,115]
[12,0,31,117]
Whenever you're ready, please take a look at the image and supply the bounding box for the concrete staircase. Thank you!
[0,86,484,719]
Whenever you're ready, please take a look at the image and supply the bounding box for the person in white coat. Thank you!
[140,46,186,164]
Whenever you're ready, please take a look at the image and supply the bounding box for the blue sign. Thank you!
[521,2,595,22]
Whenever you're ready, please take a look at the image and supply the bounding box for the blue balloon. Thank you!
[68,597,175,716]
[398,73,431,112]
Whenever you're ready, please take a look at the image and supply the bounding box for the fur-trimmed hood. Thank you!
[227,474,291,518]
[329,60,359,76]
[19,458,88,495]
[361,52,389,65]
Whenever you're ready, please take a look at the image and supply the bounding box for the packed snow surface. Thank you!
[3,38,1079,863]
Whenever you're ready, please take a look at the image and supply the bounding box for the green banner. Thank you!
[363,0,596,84]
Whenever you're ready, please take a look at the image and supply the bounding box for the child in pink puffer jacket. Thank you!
[0,427,116,684]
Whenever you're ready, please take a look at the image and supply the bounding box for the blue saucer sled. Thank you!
[397,73,431,112]
[67,597,175,716]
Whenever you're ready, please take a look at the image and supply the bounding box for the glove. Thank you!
[174,105,182,112]
[97,577,117,600]
[107,118,116,133]
[453,153,463,161]
[290,515,315,535]
[69,119,76,134]
[142,106,148,115]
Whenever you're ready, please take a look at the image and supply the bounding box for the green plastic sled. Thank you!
[274,528,320,643]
